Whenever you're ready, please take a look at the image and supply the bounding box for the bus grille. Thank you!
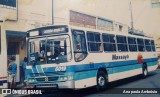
[36,78,45,82]
[36,77,58,82]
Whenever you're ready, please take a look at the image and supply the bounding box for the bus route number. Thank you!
[55,66,66,72]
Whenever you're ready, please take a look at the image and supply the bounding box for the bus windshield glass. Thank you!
[28,35,71,65]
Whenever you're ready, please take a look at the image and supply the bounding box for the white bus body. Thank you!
[26,25,158,90]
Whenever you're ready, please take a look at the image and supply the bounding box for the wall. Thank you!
[52,0,160,35]
[0,0,51,63]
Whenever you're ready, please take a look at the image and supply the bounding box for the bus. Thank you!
[26,25,158,90]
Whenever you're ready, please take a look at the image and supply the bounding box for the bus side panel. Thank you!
[108,68,142,82]
[74,70,97,89]
[108,60,158,82]
[147,61,158,72]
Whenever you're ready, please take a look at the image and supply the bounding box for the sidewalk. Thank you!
[5,84,29,97]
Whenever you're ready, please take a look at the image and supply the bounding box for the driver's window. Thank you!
[29,39,42,64]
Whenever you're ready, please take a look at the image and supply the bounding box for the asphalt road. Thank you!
[28,69,160,97]
[85,69,160,97]
[6,69,160,97]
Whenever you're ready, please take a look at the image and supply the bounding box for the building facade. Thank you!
[0,0,51,82]
[0,0,51,62]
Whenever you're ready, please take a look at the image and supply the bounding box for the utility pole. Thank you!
[52,0,54,25]
[130,1,134,33]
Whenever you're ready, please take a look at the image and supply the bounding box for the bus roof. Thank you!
[69,25,154,40]
[27,25,153,40]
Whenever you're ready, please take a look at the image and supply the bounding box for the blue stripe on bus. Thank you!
[74,61,157,81]
[27,69,33,74]
[32,66,38,73]
[65,59,153,73]
[36,65,43,73]
[74,70,97,81]
[43,67,55,73]
[27,58,158,73]
[26,58,158,79]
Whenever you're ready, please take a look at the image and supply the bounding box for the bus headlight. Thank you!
[59,75,73,81]
[59,76,68,81]
[28,79,36,83]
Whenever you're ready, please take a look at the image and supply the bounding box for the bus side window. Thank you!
[137,38,145,52]
[87,32,102,52]
[128,37,137,52]
[116,35,128,52]
[151,40,155,51]
[145,39,151,52]
[72,29,88,62]
[102,33,116,52]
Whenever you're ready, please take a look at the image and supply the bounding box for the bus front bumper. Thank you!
[27,80,75,89]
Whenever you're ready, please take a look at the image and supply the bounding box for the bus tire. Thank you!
[142,63,148,78]
[96,71,108,91]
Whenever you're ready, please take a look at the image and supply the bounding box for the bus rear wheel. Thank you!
[96,71,108,91]
[142,63,148,78]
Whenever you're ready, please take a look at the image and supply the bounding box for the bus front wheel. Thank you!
[96,71,108,91]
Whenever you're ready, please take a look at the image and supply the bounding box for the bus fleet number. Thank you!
[55,66,66,72]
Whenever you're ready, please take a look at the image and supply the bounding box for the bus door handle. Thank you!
[90,62,94,68]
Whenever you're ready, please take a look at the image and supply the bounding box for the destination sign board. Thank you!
[28,26,68,37]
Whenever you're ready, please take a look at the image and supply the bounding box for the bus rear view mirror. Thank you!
[20,37,25,50]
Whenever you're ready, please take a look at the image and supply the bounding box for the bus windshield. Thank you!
[28,35,72,65]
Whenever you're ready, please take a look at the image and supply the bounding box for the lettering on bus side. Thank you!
[112,54,129,60]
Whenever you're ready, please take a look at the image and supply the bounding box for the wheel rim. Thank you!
[144,69,147,76]
[98,76,105,86]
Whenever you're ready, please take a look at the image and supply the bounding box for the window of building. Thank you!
[72,29,88,62]
[97,18,113,31]
[151,40,156,51]
[145,39,151,52]
[128,37,137,52]
[70,11,96,28]
[102,33,116,52]
[87,31,102,52]
[137,38,145,52]
[116,35,128,52]
[119,25,123,32]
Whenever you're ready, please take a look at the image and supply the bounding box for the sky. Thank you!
[14,0,160,35]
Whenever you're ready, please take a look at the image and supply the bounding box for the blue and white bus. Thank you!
[26,25,158,90]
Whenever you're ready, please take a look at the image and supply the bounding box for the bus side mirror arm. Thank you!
[20,37,25,50]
